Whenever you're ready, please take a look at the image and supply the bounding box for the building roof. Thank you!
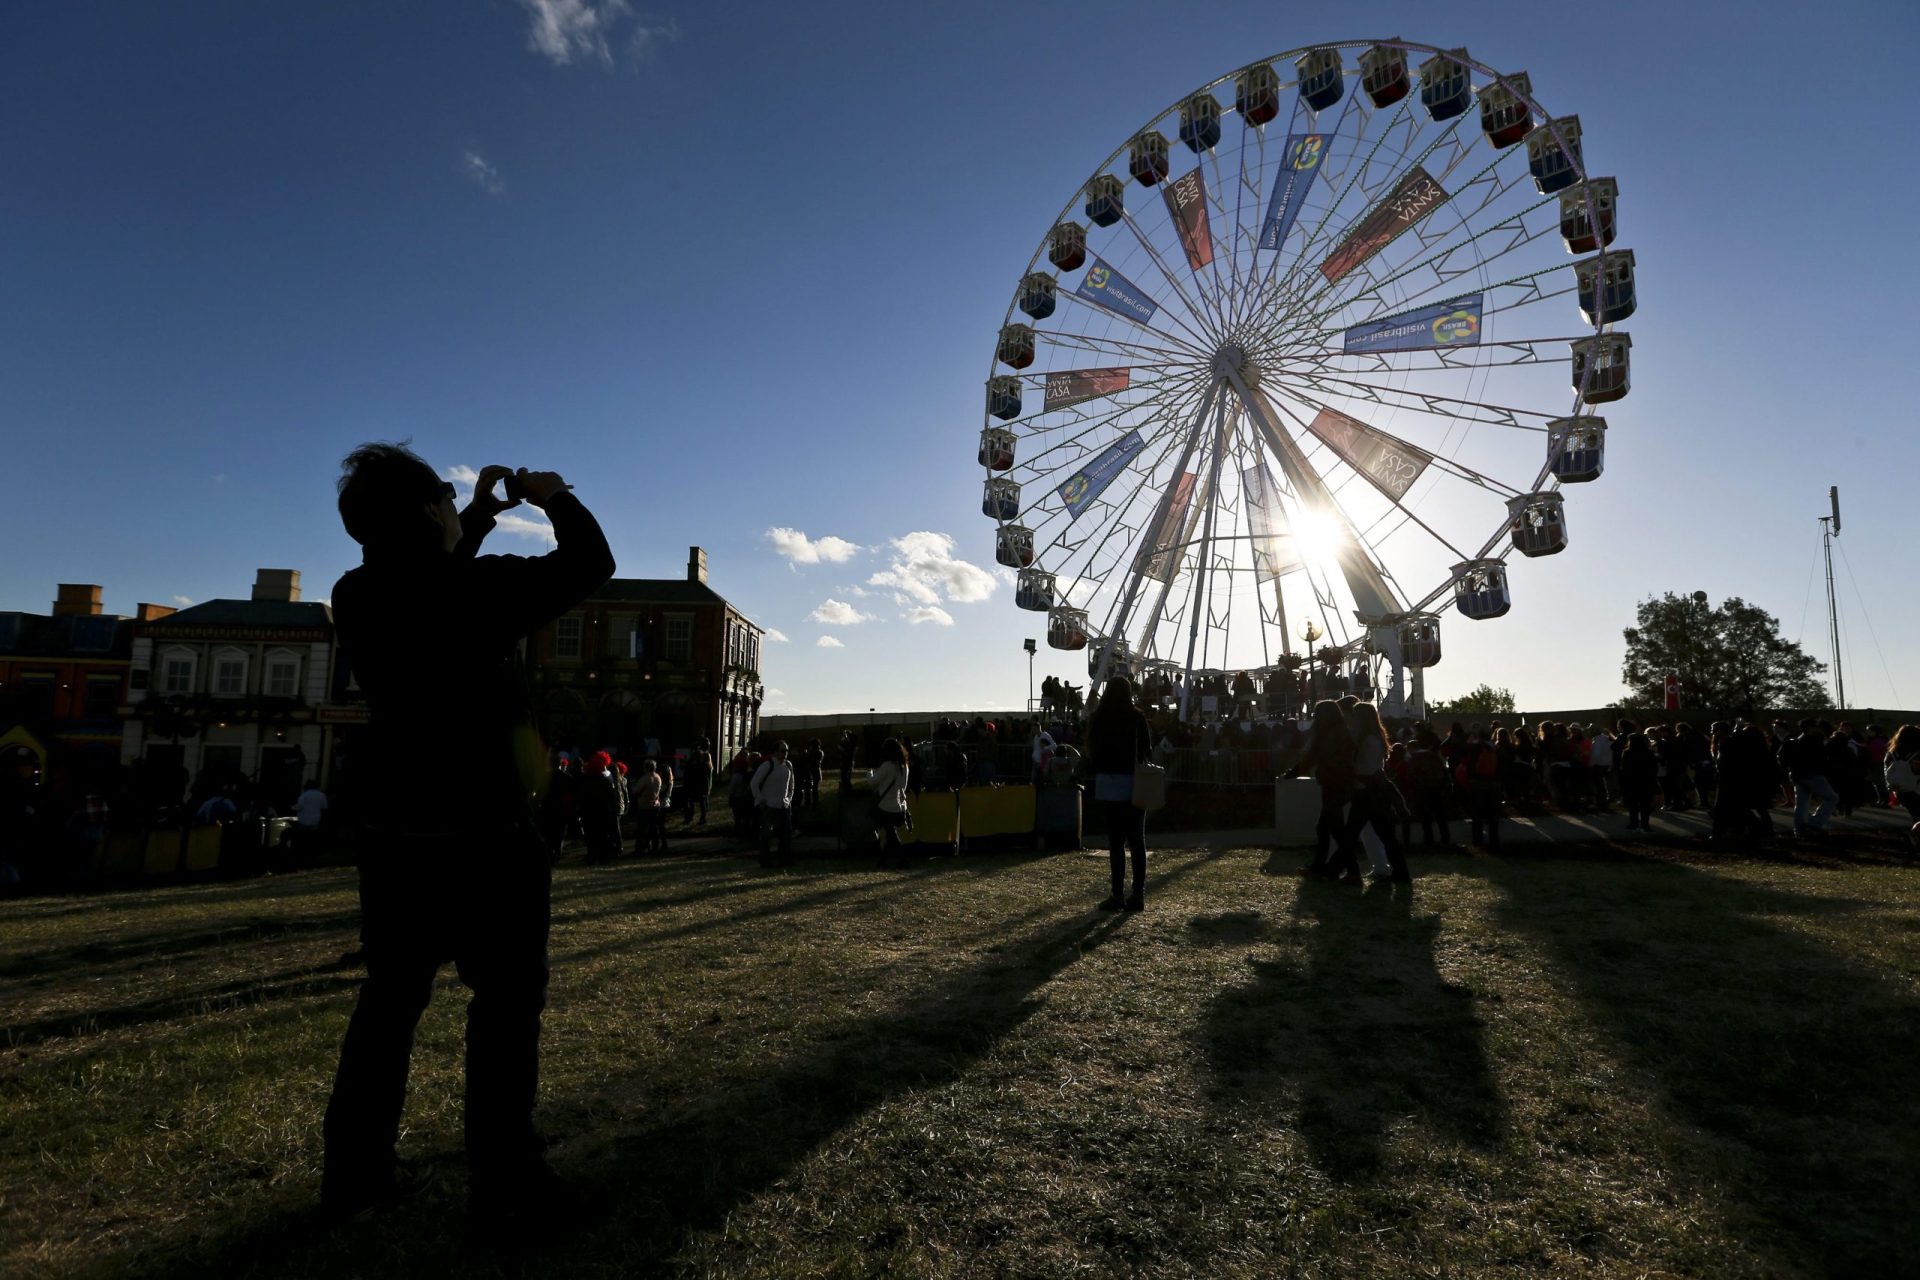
[0,612,133,660]
[589,578,757,626]
[141,599,333,631]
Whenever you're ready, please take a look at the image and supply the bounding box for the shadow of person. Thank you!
[1203,877,1504,1182]
[1480,857,1919,1276]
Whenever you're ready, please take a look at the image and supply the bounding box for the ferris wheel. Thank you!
[978,39,1633,720]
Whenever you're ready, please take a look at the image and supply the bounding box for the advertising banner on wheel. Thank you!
[1342,294,1484,353]
[1043,366,1131,412]
[1074,256,1160,325]
[1241,462,1302,580]
[1304,408,1434,502]
[1140,471,1198,582]
[1163,169,1214,270]
[1056,430,1147,521]
[1257,133,1328,251]
[1319,166,1448,283]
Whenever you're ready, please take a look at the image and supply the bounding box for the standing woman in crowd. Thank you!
[1884,725,1920,834]
[1088,677,1153,911]
[1344,702,1410,882]
[631,759,661,854]
[1619,732,1660,832]
[1302,700,1359,880]
[656,758,673,846]
[869,738,911,869]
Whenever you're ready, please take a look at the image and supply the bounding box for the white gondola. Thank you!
[1507,492,1568,558]
[982,476,1021,521]
[1398,614,1442,667]
[978,426,1015,471]
[1047,220,1087,271]
[1575,249,1636,325]
[1527,115,1583,194]
[1452,559,1512,620]
[1570,332,1632,403]
[1085,174,1125,227]
[1560,177,1617,253]
[995,524,1035,568]
[1178,92,1223,151]
[1087,635,1132,680]
[1047,606,1089,651]
[1419,48,1472,120]
[1359,43,1410,107]
[1015,567,1055,612]
[1548,416,1607,483]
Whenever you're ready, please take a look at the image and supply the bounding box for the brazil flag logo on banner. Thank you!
[1056,430,1146,520]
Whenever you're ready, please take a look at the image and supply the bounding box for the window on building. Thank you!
[162,654,195,695]
[214,658,246,697]
[18,673,56,722]
[84,677,121,718]
[666,617,692,663]
[556,616,583,659]
[266,659,299,699]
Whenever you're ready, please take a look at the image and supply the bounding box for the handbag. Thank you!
[1368,773,1411,823]
[1132,762,1167,812]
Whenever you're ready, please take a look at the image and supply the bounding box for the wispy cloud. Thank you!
[518,0,677,67]
[905,605,954,627]
[445,465,556,546]
[171,595,193,607]
[867,531,996,607]
[808,598,872,626]
[816,635,844,649]
[461,148,504,195]
[764,628,790,643]
[766,527,859,566]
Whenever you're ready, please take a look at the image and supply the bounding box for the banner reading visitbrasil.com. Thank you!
[1056,430,1147,521]
[1074,256,1159,325]
[1258,133,1327,251]
[1342,294,1484,353]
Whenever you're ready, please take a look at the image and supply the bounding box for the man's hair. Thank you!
[337,442,444,549]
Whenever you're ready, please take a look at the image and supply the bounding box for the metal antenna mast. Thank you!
[1819,486,1845,711]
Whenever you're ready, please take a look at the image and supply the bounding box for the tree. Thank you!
[1621,592,1830,715]
[1428,684,1517,716]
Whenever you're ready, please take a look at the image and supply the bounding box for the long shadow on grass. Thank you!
[1481,856,1920,1277]
[2,963,365,1049]
[1203,878,1504,1182]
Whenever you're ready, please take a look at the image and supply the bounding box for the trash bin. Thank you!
[1035,784,1083,851]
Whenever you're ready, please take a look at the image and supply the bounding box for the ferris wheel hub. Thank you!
[1211,343,1256,383]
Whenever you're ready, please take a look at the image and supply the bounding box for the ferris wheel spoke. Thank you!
[1116,208,1226,342]
[1013,385,1208,523]
[1277,368,1554,431]
[1029,327,1204,364]
[1242,86,1377,308]
[1264,377,1528,500]
[1048,286,1214,358]
[1009,372,1205,480]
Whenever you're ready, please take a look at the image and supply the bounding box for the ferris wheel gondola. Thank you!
[979,40,1635,719]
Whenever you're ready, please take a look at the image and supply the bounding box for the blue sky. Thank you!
[3,0,1914,714]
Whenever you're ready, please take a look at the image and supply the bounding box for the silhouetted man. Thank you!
[321,445,613,1225]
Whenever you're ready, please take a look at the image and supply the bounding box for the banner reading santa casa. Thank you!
[1304,407,1434,502]
[1319,166,1448,283]
[1342,294,1484,353]
[1163,169,1213,270]
[1241,462,1302,580]
[1258,133,1327,251]
[1139,472,1198,583]
[1043,367,1131,412]
[1074,257,1159,325]
[1056,430,1147,521]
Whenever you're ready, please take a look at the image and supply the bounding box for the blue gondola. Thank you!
[1527,115,1582,194]
[1295,49,1343,112]
[1575,250,1635,325]
[1179,93,1222,152]
[1548,416,1607,483]
[982,477,1021,521]
[1018,272,1057,321]
[1015,568,1055,612]
[1419,49,1472,120]
[1452,559,1512,620]
[1560,178,1618,253]
[1086,175,1125,228]
[987,377,1021,421]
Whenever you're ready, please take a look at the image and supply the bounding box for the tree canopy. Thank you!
[1429,684,1517,716]
[1621,593,1830,714]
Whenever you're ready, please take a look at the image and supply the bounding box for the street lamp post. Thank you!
[1298,620,1322,698]
[1023,638,1037,712]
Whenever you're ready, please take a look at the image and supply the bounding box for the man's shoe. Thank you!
[321,1158,436,1222]
[1124,891,1145,912]
[1099,893,1125,911]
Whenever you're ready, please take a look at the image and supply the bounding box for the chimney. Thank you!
[53,584,103,617]
[136,603,177,623]
[687,547,708,585]
[251,569,302,603]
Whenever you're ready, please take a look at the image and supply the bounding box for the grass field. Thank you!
[4,835,1918,1279]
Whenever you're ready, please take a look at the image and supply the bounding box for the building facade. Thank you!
[526,547,764,763]
[0,584,144,793]
[121,569,339,809]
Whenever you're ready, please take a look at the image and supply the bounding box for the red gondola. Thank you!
[1128,130,1169,186]
[1235,63,1281,125]
[1359,44,1410,107]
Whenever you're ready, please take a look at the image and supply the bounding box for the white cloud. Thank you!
[171,595,193,606]
[461,148,504,195]
[867,531,996,607]
[816,635,845,649]
[444,465,557,546]
[518,0,676,67]
[764,628,790,643]
[808,598,873,626]
[906,606,954,627]
[766,526,859,565]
